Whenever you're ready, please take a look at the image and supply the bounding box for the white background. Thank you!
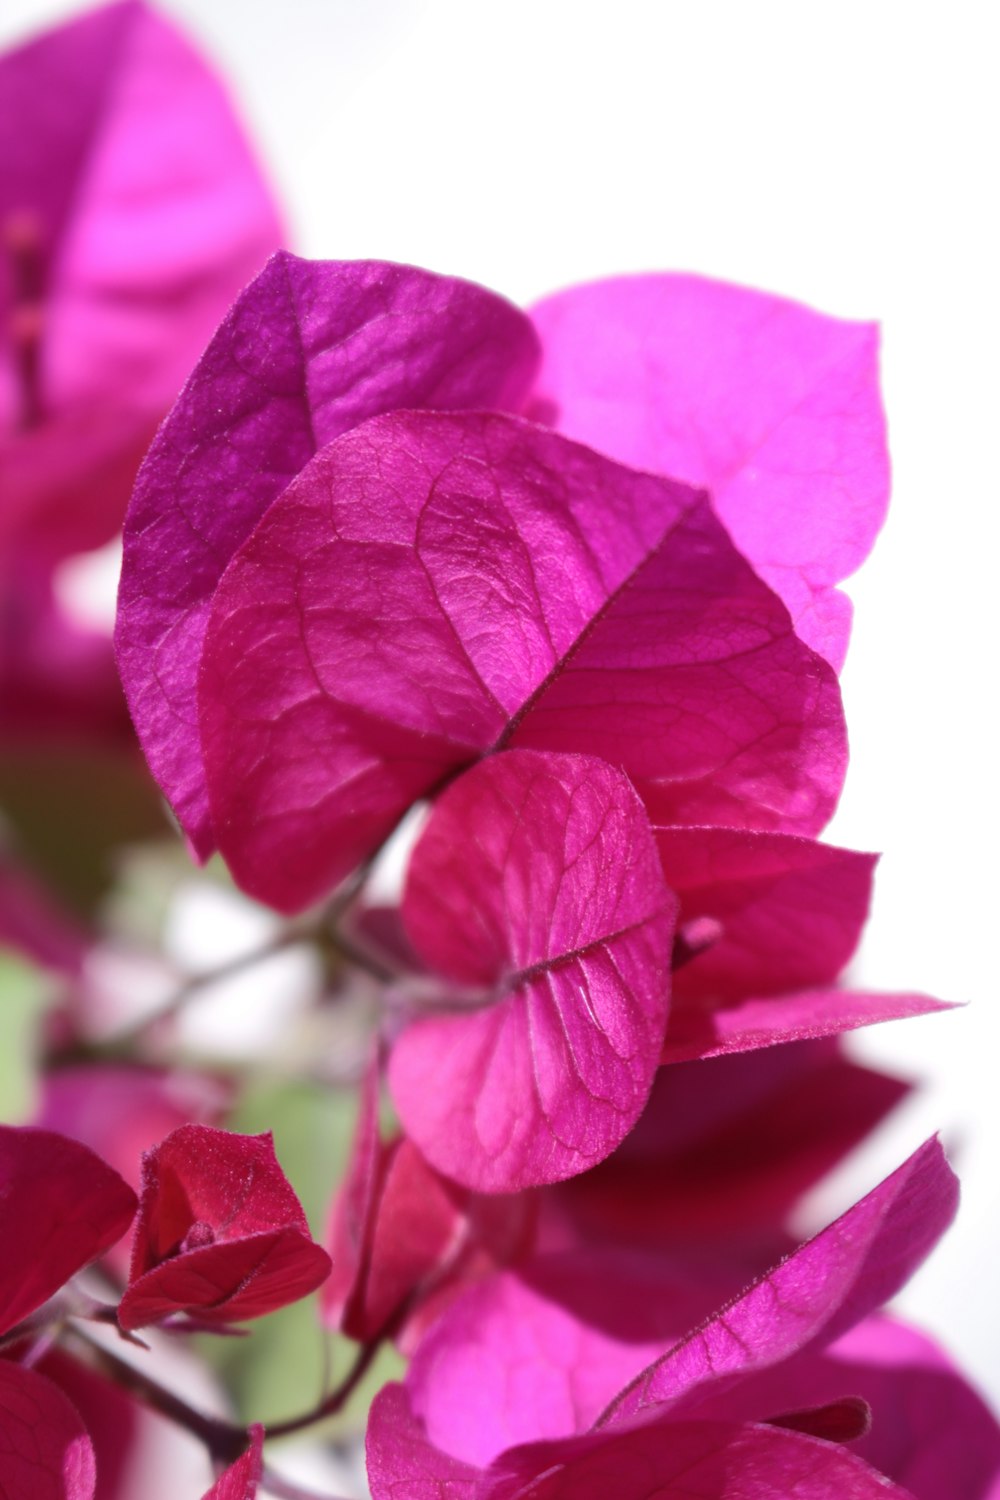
[4,0,999,1405]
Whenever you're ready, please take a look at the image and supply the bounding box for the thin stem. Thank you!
[63,1325,380,1461]
[64,1325,246,1464]
[264,1339,379,1439]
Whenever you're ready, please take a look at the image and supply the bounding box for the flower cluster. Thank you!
[0,4,996,1500]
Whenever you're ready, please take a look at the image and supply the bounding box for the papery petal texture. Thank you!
[0,1126,136,1336]
[116,252,539,855]
[0,0,282,562]
[601,1136,958,1426]
[199,409,846,913]
[0,1363,96,1500]
[389,751,676,1191]
[118,1125,330,1330]
[529,274,888,668]
[202,1424,263,1500]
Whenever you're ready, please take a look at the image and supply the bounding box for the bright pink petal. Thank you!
[0,0,282,563]
[200,409,846,913]
[661,987,953,1063]
[389,751,676,1191]
[404,1255,718,1468]
[656,827,876,1005]
[116,253,539,856]
[601,1137,958,1426]
[0,1127,136,1337]
[201,1425,263,1500]
[529,274,889,667]
[367,1384,480,1500]
[478,1418,916,1500]
[0,1363,96,1500]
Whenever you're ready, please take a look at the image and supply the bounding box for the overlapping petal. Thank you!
[199,409,846,913]
[389,751,676,1191]
[116,252,539,854]
[529,274,889,668]
[603,1136,957,1424]
[118,1126,330,1330]
[323,1057,532,1341]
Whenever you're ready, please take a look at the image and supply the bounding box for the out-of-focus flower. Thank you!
[0,1126,136,1338]
[528,275,889,671]
[366,1139,984,1500]
[0,0,282,572]
[118,1125,331,1331]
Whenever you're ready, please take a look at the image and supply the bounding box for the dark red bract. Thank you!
[118,1125,330,1331]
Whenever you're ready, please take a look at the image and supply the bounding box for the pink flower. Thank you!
[366,1139,993,1500]
[116,255,883,902]
[0,0,282,571]
[118,1125,331,1331]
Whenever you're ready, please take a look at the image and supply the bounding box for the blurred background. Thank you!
[2,0,997,1416]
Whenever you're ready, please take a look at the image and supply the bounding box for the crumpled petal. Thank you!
[199,409,846,913]
[0,1126,136,1337]
[0,1362,96,1500]
[118,1125,330,1330]
[390,751,676,1191]
[529,274,889,669]
[116,252,539,856]
[0,0,282,564]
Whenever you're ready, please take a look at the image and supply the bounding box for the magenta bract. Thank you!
[547,1040,909,1252]
[118,1125,330,1331]
[0,0,282,567]
[389,751,676,1192]
[0,1362,96,1500]
[529,274,889,670]
[0,1126,136,1337]
[198,409,846,913]
[116,251,540,857]
[323,1057,533,1342]
[366,1139,959,1498]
